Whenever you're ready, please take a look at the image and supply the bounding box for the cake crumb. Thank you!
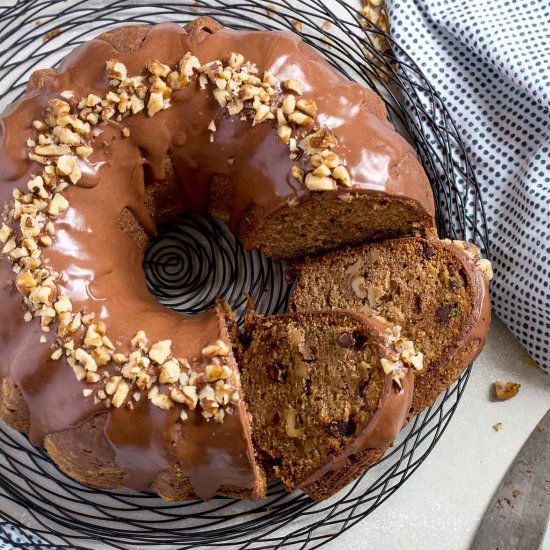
[292,20,303,33]
[43,28,62,42]
[494,381,520,401]
[493,422,503,432]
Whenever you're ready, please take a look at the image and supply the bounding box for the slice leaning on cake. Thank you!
[239,310,422,499]
[289,236,492,419]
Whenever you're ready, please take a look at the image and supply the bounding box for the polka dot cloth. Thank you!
[0,519,46,549]
[388,0,550,371]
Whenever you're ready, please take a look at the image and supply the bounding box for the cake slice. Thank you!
[239,311,420,498]
[290,237,492,418]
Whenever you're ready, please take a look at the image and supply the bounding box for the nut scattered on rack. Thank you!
[359,0,393,81]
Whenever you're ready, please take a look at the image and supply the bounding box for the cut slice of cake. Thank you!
[239,311,420,498]
[290,237,492,418]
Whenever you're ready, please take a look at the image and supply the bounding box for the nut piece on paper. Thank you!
[494,381,521,401]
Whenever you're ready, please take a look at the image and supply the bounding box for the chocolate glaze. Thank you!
[0,20,435,499]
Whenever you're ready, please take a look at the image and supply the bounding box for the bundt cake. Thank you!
[239,311,419,498]
[0,15,487,501]
[290,237,492,418]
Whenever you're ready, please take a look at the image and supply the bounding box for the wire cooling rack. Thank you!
[0,0,490,548]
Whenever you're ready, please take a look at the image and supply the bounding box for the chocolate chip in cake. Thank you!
[325,419,356,437]
[336,331,369,350]
[336,332,356,347]
[420,240,435,260]
[266,362,288,383]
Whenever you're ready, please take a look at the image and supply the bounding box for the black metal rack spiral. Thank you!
[0,1,490,548]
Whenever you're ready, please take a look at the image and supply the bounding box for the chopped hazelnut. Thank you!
[112,380,130,407]
[278,125,292,144]
[288,112,311,126]
[34,144,72,156]
[304,173,335,191]
[312,164,332,178]
[151,393,173,410]
[332,165,352,187]
[282,94,296,115]
[106,59,127,81]
[296,98,318,117]
[105,376,122,396]
[202,340,230,357]
[0,224,12,243]
[149,339,172,364]
[159,359,181,384]
[494,381,520,401]
[291,166,305,182]
[282,79,303,95]
[147,92,164,116]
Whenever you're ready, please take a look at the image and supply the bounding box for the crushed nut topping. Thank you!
[441,239,493,282]
[195,52,353,192]
[0,56,250,424]
[494,381,520,401]
[373,319,424,389]
[359,0,393,82]
[2,48,359,422]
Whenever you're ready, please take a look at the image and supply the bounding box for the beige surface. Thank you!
[327,316,550,549]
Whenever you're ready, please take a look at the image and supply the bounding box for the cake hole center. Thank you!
[142,213,294,324]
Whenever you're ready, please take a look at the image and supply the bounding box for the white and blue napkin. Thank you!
[387,0,550,371]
